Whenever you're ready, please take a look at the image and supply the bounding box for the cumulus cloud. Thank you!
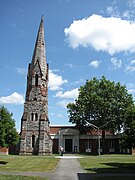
[89,60,101,68]
[111,57,122,69]
[49,70,68,90]
[0,92,24,105]
[125,59,135,72]
[56,88,79,99]
[64,14,135,54]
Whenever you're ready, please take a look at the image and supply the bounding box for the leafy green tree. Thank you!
[67,76,134,151]
[121,105,135,150]
[0,106,19,147]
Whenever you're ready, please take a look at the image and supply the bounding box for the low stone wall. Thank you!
[0,147,9,155]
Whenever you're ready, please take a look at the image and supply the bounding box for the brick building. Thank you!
[50,125,120,154]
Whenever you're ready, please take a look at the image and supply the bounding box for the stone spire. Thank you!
[31,15,47,79]
[19,16,52,155]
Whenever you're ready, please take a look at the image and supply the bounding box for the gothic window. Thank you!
[35,113,38,121]
[32,135,35,148]
[35,74,38,87]
[31,113,34,121]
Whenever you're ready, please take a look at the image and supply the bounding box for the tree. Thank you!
[67,76,134,151]
[0,106,19,147]
[121,105,135,150]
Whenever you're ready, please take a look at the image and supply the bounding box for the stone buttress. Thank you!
[19,16,52,155]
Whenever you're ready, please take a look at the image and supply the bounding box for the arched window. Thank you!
[32,135,35,148]
[34,97,37,101]
[31,113,34,121]
[35,113,38,121]
[35,74,38,87]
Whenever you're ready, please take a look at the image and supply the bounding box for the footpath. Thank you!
[0,154,135,180]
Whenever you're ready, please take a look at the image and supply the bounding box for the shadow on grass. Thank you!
[77,173,135,180]
[85,162,135,173]
[78,163,135,180]
[0,161,8,165]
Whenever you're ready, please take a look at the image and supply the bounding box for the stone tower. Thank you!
[19,16,52,155]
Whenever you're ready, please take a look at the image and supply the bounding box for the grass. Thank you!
[0,155,59,172]
[78,154,135,174]
[0,174,48,180]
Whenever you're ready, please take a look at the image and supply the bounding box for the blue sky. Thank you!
[0,0,135,131]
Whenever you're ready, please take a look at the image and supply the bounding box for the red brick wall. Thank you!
[0,147,9,155]
[52,139,59,154]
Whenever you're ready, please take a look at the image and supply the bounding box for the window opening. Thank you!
[32,135,35,148]
[31,113,34,121]
[35,113,38,121]
[35,74,38,87]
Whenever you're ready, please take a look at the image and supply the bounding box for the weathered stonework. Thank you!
[19,16,52,155]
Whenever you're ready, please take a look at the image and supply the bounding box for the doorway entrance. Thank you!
[65,139,73,152]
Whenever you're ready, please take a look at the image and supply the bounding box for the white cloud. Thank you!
[106,6,120,18]
[57,114,63,118]
[130,59,135,64]
[49,70,68,90]
[73,78,85,85]
[50,112,54,116]
[64,14,135,54]
[65,63,75,68]
[56,88,79,99]
[0,92,24,105]
[111,57,122,69]
[16,67,27,75]
[57,100,72,108]
[106,6,114,15]
[125,59,135,72]
[128,0,135,8]
[89,60,101,68]
[126,83,135,99]
[126,66,135,72]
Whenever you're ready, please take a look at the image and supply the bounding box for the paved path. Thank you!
[0,155,86,180]
[0,155,135,179]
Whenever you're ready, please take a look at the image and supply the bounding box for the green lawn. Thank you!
[0,174,48,180]
[78,154,135,174]
[0,155,59,172]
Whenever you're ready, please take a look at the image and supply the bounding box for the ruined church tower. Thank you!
[19,16,52,155]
